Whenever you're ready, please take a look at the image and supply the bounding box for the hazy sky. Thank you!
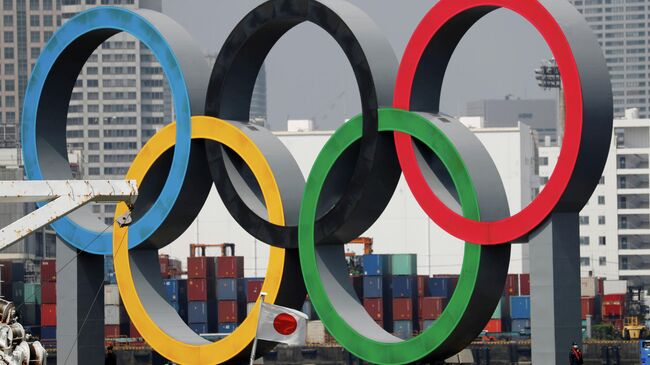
[161,0,555,130]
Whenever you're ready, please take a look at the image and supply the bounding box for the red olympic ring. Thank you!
[395,0,585,245]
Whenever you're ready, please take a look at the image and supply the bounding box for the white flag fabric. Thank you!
[256,302,308,346]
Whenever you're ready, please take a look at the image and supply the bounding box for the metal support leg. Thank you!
[530,212,582,364]
[56,238,104,365]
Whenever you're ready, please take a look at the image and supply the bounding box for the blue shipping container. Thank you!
[188,301,216,324]
[216,278,244,301]
[41,326,56,340]
[362,255,391,276]
[218,323,237,334]
[391,276,416,298]
[163,279,187,303]
[422,320,436,331]
[427,278,452,298]
[510,296,531,319]
[363,276,388,298]
[190,323,209,334]
[511,319,530,333]
[393,320,413,340]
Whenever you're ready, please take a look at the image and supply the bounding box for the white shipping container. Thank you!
[603,280,627,295]
[104,284,120,306]
[581,277,598,297]
[306,320,327,344]
[105,305,127,325]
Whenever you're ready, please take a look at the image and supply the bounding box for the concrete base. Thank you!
[56,238,105,365]
[530,213,582,364]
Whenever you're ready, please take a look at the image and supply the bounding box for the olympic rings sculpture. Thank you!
[21,0,612,364]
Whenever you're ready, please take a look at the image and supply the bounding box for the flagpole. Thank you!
[249,292,267,365]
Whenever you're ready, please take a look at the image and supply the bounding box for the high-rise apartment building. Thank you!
[569,0,650,118]
[0,0,61,148]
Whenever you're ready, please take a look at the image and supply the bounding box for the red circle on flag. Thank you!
[273,313,297,335]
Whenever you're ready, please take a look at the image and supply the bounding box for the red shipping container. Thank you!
[41,260,56,282]
[188,278,214,302]
[416,276,428,297]
[218,300,241,323]
[187,257,216,279]
[519,274,530,295]
[484,319,502,333]
[246,280,264,302]
[420,297,447,320]
[105,325,121,338]
[41,281,56,304]
[41,304,56,326]
[364,298,385,321]
[603,294,626,303]
[393,298,414,320]
[581,297,596,320]
[129,322,141,338]
[602,303,624,318]
[217,256,244,278]
[504,274,519,296]
[159,254,169,276]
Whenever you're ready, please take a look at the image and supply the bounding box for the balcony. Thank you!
[618,194,650,210]
[618,154,649,170]
[616,127,650,149]
[619,235,650,250]
[619,255,650,272]
[618,214,650,230]
[618,174,650,189]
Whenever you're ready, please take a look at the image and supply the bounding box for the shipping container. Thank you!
[129,321,141,338]
[363,276,388,298]
[602,293,626,318]
[187,256,217,279]
[245,279,264,302]
[104,284,120,306]
[163,279,188,303]
[510,296,531,319]
[11,262,25,282]
[581,277,599,297]
[188,301,217,325]
[41,304,56,327]
[504,274,519,296]
[105,305,128,325]
[421,320,435,331]
[581,296,598,320]
[350,275,364,299]
[104,325,122,338]
[216,256,245,278]
[484,319,502,333]
[169,301,188,321]
[519,274,530,296]
[41,326,55,340]
[218,300,245,324]
[391,254,417,276]
[24,283,40,304]
[218,323,237,334]
[393,320,413,340]
[603,280,627,295]
[216,278,244,301]
[492,296,509,319]
[188,278,215,302]
[11,282,24,306]
[189,322,209,334]
[20,303,40,325]
[511,319,530,333]
[393,298,415,320]
[362,255,391,276]
[41,281,56,304]
[41,260,56,282]
[427,278,452,298]
[416,276,428,297]
[391,276,416,298]
[364,298,391,322]
[420,297,446,320]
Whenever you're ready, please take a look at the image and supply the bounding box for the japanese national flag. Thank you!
[256,302,308,346]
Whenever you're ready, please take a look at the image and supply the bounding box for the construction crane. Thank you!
[190,243,236,257]
[344,237,374,257]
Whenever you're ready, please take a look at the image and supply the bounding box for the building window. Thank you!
[30,47,40,58]
[88,168,100,175]
[580,236,590,246]
[43,15,52,27]
[598,216,606,225]
[3,15,13,27]
[3,0,12,11]
[30,15,39,27]
[3,31,12,43]
[599,176,605,185]
[539,157,549,166]
[30,31,40,43]
[599,257,606,266]
[580,216,590,225]
[4,48,13,59]
[598,196,605,205]
[580,257,590,267]
[599,236,606,246]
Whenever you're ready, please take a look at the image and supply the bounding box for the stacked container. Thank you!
[420,276,455,332]
[39,260,55,340]
[187,255,218,334]
[362,254,392,331]
[391,254,417,339]
[510,295,531,333]
[163,279,188,320]
[8,262,25,306]
[216,256,245,333]
[105,284,128,338]
[245,278,264,316]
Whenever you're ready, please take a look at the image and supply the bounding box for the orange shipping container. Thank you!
[41,304,56,327]
[484,319,502,333]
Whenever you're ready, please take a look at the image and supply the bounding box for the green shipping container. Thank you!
[390,254,417,276]
[492,298,503,319]
[24,283,41,304]
[12,282,24,306]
